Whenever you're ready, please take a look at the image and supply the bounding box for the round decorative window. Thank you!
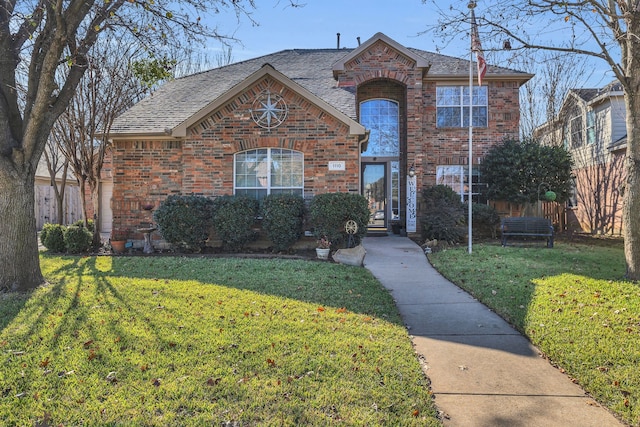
[250,91,288,130]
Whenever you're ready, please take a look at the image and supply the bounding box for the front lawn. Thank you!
[0,255,439,426]
[428,240,639,426]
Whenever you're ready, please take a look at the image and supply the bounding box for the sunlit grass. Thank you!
[0,255,439,426]
[429,241,639,426]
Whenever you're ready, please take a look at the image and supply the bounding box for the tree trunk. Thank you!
[623,83,640,280]
[0,169,45,291]
[55,162,68,225]
[90,177,102,248]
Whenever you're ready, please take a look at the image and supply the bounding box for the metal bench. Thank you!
[500,217,554,248]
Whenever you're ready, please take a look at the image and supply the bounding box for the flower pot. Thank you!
[111,240,127,254]
[316,247,330,260]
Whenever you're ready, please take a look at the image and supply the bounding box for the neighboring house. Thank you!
[108,32,532,240]
[535,80,626,235]
[35,151,82,229]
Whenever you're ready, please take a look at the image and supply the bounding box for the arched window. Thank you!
[234,148,304,199]
[360,99,399,157]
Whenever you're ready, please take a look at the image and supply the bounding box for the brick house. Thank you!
[535,80,626,235]
[108,33,531,244]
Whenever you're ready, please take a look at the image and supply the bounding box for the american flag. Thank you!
[471,8,487,86]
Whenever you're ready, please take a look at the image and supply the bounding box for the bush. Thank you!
[309,193,369,248]
[261,194,305,252]
[73,219,95,232]
[154,195,215,253]
[420,185,466,244]
[64,225,93,254]
[212,195,259,252]
[41,223,66,253]
[470,203,500,238]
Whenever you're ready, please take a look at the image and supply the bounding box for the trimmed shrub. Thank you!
[40,224,51,247]
[309,193,369,248]
[261,194,305,252]
[64,225,93,254]
[420,185,466,244]
[470,203,500,239]
[41,223,66,253]
[212,195,259,252]
[73,219,95,232]
[154,194,215,253]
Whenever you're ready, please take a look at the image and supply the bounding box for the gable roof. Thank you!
[173,63,366,137]
[568,80,624,105]
[110,33,532,138]
[332,32,431,74]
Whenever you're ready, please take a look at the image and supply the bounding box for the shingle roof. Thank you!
[571,80,624,103]
[110,41,532,137]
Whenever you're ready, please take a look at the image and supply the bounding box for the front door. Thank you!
[363,163,387,229]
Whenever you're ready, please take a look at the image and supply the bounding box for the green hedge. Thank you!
[420,185,466,244]
[73,219,94,232]
[261,194,305,252]
[154,194,215,253]
[309,193,369,248]
[470,203,500,239]
[64,225,93,254]
[212,195,259,252]
[41,223,66,253]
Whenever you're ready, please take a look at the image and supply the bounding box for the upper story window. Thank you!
[436,86,488,128]
[360,99,399,156]
[234,148,303,200]
[570,114,583,148]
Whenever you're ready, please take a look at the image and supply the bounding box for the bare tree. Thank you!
[518,51,591,138]
[426,0,640,280]
[42,138,70,225]
[53,39,148,247]
[0,0,292,292]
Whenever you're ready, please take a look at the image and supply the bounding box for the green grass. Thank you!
[0,255,439,426]
[429,240,640,426]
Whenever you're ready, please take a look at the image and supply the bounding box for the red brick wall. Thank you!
[112,77,361,236]
[112,140,184,235]
[419,81,521,185]
[112,40,524,238]
[336,40,522,211]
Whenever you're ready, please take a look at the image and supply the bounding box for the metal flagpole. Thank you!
[468,1,475,255]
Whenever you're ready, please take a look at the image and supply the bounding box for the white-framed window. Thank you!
[360,99,400,156]
[570,114,583,147]
[436,86,488,128]
[436,165,485,203]
[234,148,304,200]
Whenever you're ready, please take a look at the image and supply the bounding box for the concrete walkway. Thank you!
[362,234,623,427]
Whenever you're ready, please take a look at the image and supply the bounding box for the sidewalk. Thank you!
[362,235,622,427]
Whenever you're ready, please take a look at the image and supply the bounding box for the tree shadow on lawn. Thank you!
[37,254,405,328]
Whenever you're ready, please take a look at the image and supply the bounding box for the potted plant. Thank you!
[316,235,331,260]
[110,228,129,253]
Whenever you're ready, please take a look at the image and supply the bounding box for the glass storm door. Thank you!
[363,163,387,229]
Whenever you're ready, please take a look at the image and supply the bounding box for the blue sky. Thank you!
[206,1,613,88]
[212,1,465,63]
